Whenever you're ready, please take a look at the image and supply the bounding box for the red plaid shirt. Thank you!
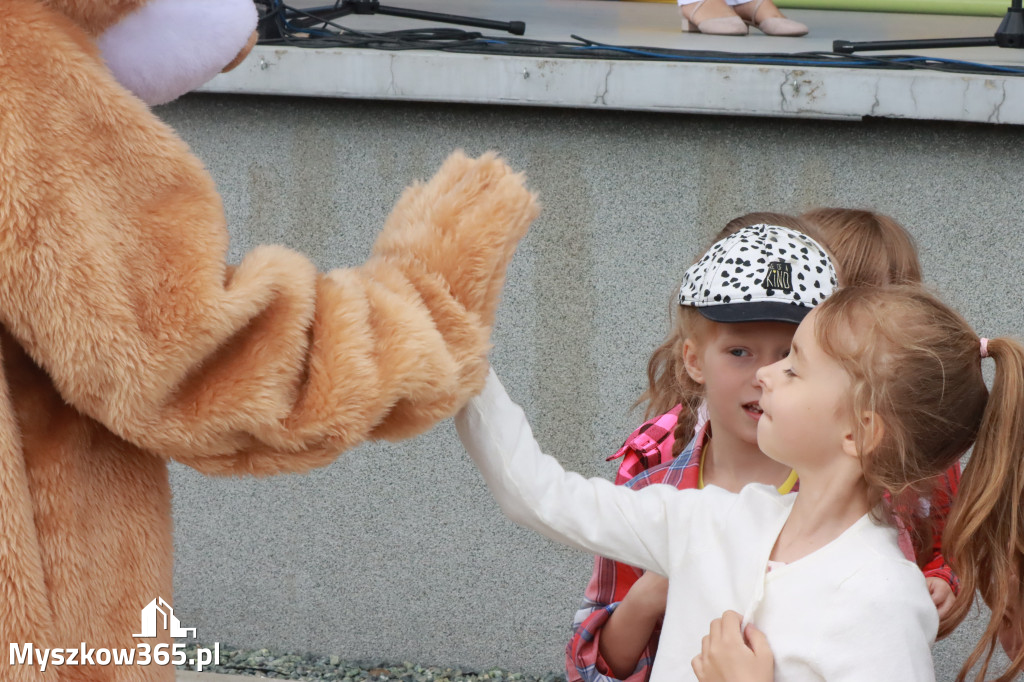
[565,408,960,682]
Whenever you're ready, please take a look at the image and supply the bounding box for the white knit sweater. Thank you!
[456,370,938,682]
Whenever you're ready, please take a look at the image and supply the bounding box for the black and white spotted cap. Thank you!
[678,223,838,324]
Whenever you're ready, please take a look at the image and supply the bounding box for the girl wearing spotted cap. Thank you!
[565,217,833,682]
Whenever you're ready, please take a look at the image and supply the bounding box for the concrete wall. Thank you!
[161,94,1024,680]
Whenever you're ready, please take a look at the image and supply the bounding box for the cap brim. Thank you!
[697,301,811,325]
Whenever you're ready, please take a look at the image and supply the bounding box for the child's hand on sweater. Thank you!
[691,611,774,682]
[926,577,955,619]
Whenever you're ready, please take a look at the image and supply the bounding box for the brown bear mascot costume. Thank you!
[0,0,539,679]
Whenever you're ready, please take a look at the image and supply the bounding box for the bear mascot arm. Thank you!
[0,0,537,676]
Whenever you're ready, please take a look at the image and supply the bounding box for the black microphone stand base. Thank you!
[259,0,525,41]
[833,1,1024,53]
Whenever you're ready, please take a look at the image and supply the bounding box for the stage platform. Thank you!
[199,0,1024,123]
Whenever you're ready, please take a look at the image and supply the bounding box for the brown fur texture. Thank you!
[0,2,539,679]
[42,0,151,35]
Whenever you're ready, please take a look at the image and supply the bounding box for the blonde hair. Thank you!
[637,212,819,456]
[813,285,1024,682]
[805,208,941,566]
[801,208,922,286]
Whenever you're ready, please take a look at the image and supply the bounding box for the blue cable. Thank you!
[569,44,882,67]
[891,55,1024,74]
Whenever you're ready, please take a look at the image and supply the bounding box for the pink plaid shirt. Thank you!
[565,417,707,682]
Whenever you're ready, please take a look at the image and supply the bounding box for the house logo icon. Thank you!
[133,597,197,638]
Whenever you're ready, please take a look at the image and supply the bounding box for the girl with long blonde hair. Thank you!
[459,285,1024,682]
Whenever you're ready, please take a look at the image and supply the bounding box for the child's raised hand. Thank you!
[926,577,955,619]
[691,611,774,682]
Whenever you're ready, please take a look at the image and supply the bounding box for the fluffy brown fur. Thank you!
[41,0,151,35]
[0,2,539,679]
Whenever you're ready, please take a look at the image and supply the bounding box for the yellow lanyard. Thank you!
[698,451,798,494]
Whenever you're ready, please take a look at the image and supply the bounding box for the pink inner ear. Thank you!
[98,0,257,106]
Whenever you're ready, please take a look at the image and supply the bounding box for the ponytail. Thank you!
[943,337,1024,682]
[813,286,1024,681]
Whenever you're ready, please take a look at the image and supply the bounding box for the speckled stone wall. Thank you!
[160,93,1024,681]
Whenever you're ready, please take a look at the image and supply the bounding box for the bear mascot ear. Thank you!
[44,0,259,104]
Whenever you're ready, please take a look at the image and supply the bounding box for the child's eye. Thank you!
[729,348,750,357]
[783,368,797,378]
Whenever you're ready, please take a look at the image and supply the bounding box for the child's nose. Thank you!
[756,364,771,388]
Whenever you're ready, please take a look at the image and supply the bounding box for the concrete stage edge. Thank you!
[200,0,1024,125]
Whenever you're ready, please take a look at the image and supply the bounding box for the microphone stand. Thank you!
[833,0,1024,53]
[260,0,525,40]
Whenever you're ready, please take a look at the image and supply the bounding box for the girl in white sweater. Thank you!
[456,285,1024,682]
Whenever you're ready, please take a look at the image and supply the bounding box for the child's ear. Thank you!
[843,411,884,459]
[682,338,705,385]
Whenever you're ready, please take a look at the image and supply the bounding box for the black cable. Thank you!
[255,0,1024,77]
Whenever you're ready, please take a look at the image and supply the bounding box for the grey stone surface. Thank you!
[161,94,1024,680]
